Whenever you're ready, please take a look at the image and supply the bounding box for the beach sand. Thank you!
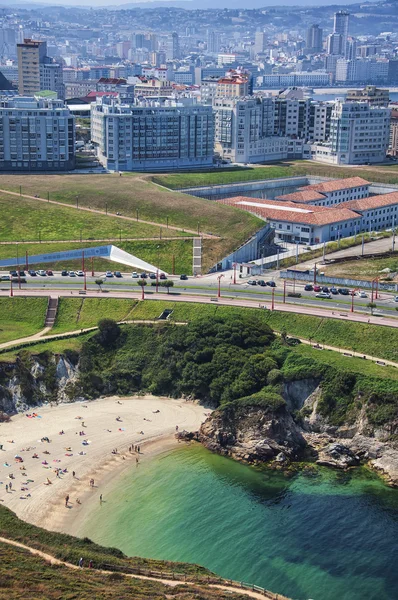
[0,396,208,535]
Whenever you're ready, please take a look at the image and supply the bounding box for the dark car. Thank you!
[304,284,313,291]
[338,288,349,295]
[330,287,338,295]
[322,286,329,293]
[61,270,68,276]
[28,270,37,276]
[257,280,266,286]
[180,274,188,280]
[140,272,148,278]
[149,273,157,280]
[114,271,122,278]
[46,270,53,276]
[18,271,26,277]
[266,281,276,287]
[159,273,166,280]
[9,270,17,277]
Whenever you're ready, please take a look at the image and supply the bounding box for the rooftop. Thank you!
[344,192,398,211]
[301,177,371,193]
[275,190,326,203]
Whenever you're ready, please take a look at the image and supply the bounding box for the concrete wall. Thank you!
[212,223,273,271]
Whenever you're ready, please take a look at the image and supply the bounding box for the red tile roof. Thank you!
[219,197,360,226]
[301,177,371,193]
[344,191,398,211]
[276,190,326,203]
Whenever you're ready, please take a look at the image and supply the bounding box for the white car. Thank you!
[131,271,139,278]
[359,291,368,298]
[316,292,331,299]
[76,270,84,277]
[394,296,398,303]
[105,271,113,277]
[37,270,46,276]
[69,271,76,277]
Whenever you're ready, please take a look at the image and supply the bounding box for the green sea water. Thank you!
[81,444,398,600]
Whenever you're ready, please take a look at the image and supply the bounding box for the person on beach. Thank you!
[100,494,102,503]
[72,471,75,478]
[65,494,69,507]
[9,482,12,491]
[5,484,8,493]
[176,425,179,432]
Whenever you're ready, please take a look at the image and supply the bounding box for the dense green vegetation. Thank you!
[0,297,47,344]
[70,315,398,428]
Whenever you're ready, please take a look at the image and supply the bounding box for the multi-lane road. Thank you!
[2,269,398,323]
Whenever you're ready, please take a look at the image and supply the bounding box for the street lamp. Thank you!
[76,195,79,209]
[217,274,224,298]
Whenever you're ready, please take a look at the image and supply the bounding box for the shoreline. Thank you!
[0,395,209,535]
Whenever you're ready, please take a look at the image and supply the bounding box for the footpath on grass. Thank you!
[0,536,288,600]
[0,187,219,239]
[0,294,397,368]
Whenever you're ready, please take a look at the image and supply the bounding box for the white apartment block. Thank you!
[311,101,391,165]
[91,97,214,172]
[213,96,288,163]
[0,96,75,171]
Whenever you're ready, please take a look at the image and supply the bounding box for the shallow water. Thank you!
[82,444,398,600]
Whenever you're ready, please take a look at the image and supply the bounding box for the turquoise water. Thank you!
[82,444,398,600]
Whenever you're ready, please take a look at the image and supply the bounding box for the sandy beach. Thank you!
[0,396,209,535]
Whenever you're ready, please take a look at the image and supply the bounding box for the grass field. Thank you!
[0,297,47,344]
[52,298,138,333]
[154,161,398,190]
[0,239,193,274]
[0,173,264,270]
[323,255,398,280]
[0,193,189,243]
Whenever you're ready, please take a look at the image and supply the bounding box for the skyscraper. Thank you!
[166,32,180,61]
[17,39,64,99]
[254,30,267,55]
[306,25,323,53]
[207,30,219,54]
[333,10,349,56]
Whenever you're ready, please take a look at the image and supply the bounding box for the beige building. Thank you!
[216,71,249,98]
[17,39,47,95]
[346,85,390,107]
[134,77,173,97]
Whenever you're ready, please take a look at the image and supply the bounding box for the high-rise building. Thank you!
[346,85,389,107]
[17,39,64,99]
[216,70,250,98]
[91,97,214,171]
[306,25,323,53]
[327,33,343,56]
[207,30,220,54]
[333,10,349,56]
[254,30,267,55]
[0,95,75,171]
[166,32,180,61]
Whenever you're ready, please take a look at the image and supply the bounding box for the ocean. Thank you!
[81,444,398,600]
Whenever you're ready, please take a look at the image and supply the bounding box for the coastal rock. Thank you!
[316,443,360,469]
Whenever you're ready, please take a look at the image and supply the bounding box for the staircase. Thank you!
[45,297,59,328]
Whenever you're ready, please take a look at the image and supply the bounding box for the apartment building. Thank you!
[0,95,75,171]
[216,71,249,98]
[311,100,391,165]
[346,85,389,107]
[91,97,214,171]
[17,39,64,99]
[213,96,288,163]
[344,192,398,231]
[133,77,174,97]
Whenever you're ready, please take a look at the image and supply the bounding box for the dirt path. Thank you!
[0,536,287,600]
[0,187,219,239]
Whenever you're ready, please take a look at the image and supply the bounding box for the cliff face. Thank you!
[0,355,79,414]
[196,378,398,487]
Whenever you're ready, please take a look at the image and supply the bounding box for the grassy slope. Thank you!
[0,239,193,275]
[0,193,189,243]
[324,255,398,280]
[0,173,264,271]
[52,298,138,333]
[154,161,398,189]
[0,297,47,344]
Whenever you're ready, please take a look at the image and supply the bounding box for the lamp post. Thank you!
[156,245,160,293]
[351,289,355,313]
[76,195,79,209]
[10,276,13,297]
[233,262,237,285]
[283,280,286,303]
[271,287,275,310]
[83,270,87,291]
[217,274,224,298]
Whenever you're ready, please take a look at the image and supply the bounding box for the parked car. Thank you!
[69,271,76,277]
[247,280,257,286]
[149,273,157,280]
[9,270,17,277]
[61,270,68,276]
[76,270,84,277]
[266,281,276,287]
[105,271,113,277]
[180,274,188,280]
[18,271,25,277]
[114,271,122,278]
[28,270,37,276]
[304,284,313,291]
[313,285,321,292]
[140,272,148,278]
[394,296,398,303]
[159,273,166,280]
[46,270,53,276]
[131,272,139,278]
[338,288,349,295]
[37,270,46,276]
[257,280,266,286]
[1,275,10,281]
[316,292,331,299]
[322,286,329,293]
[359,291,368,298]
[330,287,338,295]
